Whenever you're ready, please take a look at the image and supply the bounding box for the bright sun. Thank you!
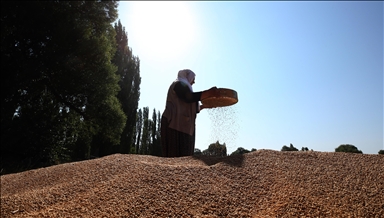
[128,2,198,61]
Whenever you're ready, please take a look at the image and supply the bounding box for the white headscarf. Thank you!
[176,69,195,91]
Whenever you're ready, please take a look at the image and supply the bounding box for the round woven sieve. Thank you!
[201,88,238,108]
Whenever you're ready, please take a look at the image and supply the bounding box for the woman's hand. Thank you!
[201,86,219,100]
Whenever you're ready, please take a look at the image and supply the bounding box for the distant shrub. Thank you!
[230,147,251,156]
[301,147,309,151]
[194,148,202,156]
[202,141,227,157]
[335,144,362,154]
[379,150,384,155]
[281,143,298,151]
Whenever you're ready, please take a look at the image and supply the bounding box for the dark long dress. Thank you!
[161,116,195,157]
[161,81,202,157]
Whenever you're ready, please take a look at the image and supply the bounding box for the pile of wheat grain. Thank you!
[1,150,383,217]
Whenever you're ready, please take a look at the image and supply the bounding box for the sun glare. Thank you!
[128,2,198,61]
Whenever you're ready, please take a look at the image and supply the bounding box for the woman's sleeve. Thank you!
[174,82,202,103]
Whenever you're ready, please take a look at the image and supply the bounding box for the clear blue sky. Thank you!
[117,1,383,154]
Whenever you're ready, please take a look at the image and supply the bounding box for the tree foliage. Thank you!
[301,147,309,151]
[150,109,162,156]
[1,1,126,173]
[379,150,384,155]
[135,108,143,154]
[194,148,202,156]
[335,144,362,154]
[281,143,298,151]
[140,107,150,154]
[113,20,141,154]
[132,107,161,156]
[202,141,227,157]
[230,147,251,156]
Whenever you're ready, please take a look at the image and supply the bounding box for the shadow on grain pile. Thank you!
[192,154,245,167]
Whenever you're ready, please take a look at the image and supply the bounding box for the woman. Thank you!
[161,69,218,157]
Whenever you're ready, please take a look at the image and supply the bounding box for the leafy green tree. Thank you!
[335,144,362,154]
[281,143,298,151]
[156,111,162,155]
[135,108,143,154]
[113,20,141,154]
[194,148,202,156]
[133,107,160,156]
[230,147,251,156]
[301,147,309,151]
[379,150,384,155]
[140,107,150,154]
[150,109,162,156]
[1,1,123,173]
[202,141,227,157]
[132,107,162,156]
[150,109,157,155]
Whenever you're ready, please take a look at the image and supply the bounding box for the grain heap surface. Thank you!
[1,150,383,217]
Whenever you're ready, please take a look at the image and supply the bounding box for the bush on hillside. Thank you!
[335,144,362,154]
